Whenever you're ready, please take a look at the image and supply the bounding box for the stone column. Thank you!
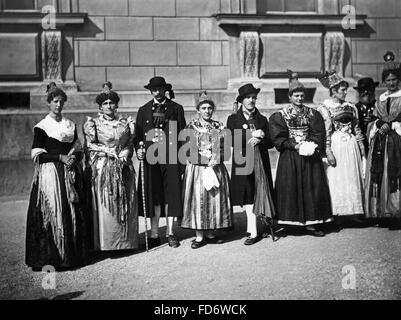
[41,30,62,82]
[324,31,345,76]
[239,31,259,79]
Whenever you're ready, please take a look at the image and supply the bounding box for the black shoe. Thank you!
[31,266,43,272]
[148,237,161,248]
[205,236,224,244]
[167,235,180,248]
[331,222,342,232]
[306,228,325,237]
[244,235,261,245]
[191,239,207,249]
[388,219,401,230]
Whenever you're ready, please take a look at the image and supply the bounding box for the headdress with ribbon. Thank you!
[382,51,401,81]
[95,81,120,105]
[318,70,345,89]
[287,69,305,94]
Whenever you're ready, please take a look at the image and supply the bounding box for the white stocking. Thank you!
[195,230,204,242]
[245,204,257,238]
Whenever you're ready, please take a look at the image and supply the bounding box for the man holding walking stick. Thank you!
[134,76,186,249]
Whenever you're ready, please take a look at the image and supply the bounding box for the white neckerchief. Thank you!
[379,89,401,102]
[323,98,341,109]
[153,98,167,105]
[34,114,75,143]
[242,107,256,120]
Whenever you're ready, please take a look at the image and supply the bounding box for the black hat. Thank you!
[353,77,379,92]
[236,83,261,102]
[144,76,172,91]
[144,76,175,99]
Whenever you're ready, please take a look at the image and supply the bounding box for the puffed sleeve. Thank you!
[351,104,366,158]
[118,117,134,160]
[308,110,326,154]
[316,104,332,158]
[32,127,46,149]
[32,127,60,164]
[268,112,297,152]
[83,116,97,143]
[83,116,107,157]
[218,122,227,161]
[184,120,199,165]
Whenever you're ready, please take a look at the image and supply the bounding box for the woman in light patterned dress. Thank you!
[83,82,138,251]
[317,71,366,221]
[181,94,233,249]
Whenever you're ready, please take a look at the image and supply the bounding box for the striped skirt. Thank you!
[181,163,233,230]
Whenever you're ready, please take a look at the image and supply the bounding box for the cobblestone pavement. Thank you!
[1,199,401,300]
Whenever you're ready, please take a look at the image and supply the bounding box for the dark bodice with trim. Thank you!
[32,127,79,164]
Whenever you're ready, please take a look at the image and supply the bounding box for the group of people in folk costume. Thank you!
[25,51,401,271]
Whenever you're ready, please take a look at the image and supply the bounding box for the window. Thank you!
[258,0,317,14]
[0,92,30,109]
[1,0,36,10]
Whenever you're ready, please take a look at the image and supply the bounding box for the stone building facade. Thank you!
[1,0,401,196]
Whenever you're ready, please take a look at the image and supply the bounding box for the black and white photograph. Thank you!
[1,0,401,304]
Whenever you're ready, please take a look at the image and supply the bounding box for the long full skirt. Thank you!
[275,151,333,225]
[181,163,233,230]
[364,134,401,218]
[326,131,364,216]
[88,158,138,251]
[25,163,89,269]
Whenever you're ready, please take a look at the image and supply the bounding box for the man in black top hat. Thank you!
[227,83,276,245]
[134,76,186,248]
[354,77,379,153]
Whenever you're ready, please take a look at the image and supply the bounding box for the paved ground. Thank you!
[1,198,401,300]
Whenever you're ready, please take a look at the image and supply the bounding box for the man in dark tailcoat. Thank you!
[354,77,379,153]
[134,76,186,248]
[226,84,276,245]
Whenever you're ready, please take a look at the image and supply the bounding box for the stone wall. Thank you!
[71,0,401,90]
[73,0,234,92]
[350,0,401,82]
[2,0,401,197]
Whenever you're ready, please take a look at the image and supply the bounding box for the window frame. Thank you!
[264,0,319,14]
[0,0,40,12]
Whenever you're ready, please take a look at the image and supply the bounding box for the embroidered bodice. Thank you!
[280,104,314,143]
[186,119,226,165]
[83,114,135,160]
[318,98,365,156]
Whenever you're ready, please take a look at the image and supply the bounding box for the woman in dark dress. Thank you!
[269,72,332,236]
[227,84,276,245]
[25,84,89,271]
[364,51,401,226]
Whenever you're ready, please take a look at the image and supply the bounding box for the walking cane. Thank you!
[139,141,149,252]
